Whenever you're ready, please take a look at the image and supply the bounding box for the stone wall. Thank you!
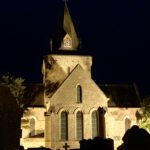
[106,108,140,149]
[21,107,46,149]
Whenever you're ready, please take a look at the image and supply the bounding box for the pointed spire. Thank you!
[59,2,79,51]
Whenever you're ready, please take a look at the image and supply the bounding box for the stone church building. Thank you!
[20,3,141,150]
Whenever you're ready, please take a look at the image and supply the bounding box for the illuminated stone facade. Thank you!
[21,54,109,149]
[20,54,140,150]
[20,107,46,149]
[105,108,139,148]
[20,3,141,150]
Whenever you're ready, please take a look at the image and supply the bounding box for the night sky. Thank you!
[0,0,150,98]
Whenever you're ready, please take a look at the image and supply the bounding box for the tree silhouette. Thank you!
[0,73,26,108]
[139,98,150,133]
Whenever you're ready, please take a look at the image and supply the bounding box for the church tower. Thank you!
[42,2,93,104]
[42,2,108,150]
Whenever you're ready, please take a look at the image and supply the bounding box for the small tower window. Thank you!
[29,118,35,137]
[59,34,73,50]
[77,85,82,103]
[63,34,72,49]
[76,111,83,140]
[61,111,68,140]
[68,67,71,75]
[125,118,131,132]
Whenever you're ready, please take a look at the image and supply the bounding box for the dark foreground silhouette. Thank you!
[27,147,51,150]
[117,125,150,150]
[79,137,114,150]
[0,87,23,150]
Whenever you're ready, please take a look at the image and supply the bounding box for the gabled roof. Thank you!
[99,84,141,107]
[143,96,150,106]
[47,64,82,98]
[23,83,44,107]
[46,64,108,111]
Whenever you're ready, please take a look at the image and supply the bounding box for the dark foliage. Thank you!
[117,125,150,150]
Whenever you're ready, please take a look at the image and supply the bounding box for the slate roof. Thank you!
[24,84,44,107]
[0,82,141,108]
[99,84,141,107]
[143,96,150,106]
[24,83,141,108]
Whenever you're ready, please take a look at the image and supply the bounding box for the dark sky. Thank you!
[0,0,150,98]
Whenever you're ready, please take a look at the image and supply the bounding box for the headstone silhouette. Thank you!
[118,125,150,150]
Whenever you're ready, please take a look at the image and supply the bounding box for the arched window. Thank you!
[68,67,71,75]
[77,85,82,103]
[76,111,83,140]
[92,111,98,138]
[29,118,35,137]
[125,118,131,132]
[61,111,68,140]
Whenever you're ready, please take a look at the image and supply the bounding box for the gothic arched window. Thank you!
[125,118,131,132]
[77,85,82,103]
[92,111,99,138]
[61,111,68,140]
[29,118,35,137]
[76,111,83,140]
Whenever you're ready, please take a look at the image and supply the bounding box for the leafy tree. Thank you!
[139,97,150,133]
[0,73,26,108]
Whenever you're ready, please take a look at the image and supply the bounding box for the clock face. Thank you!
[64,39,72,47]
[63,34,72,49]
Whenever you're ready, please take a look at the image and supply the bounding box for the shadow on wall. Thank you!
[117,125,150,150]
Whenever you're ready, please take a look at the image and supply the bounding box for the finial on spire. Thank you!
[63,0,68,3]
